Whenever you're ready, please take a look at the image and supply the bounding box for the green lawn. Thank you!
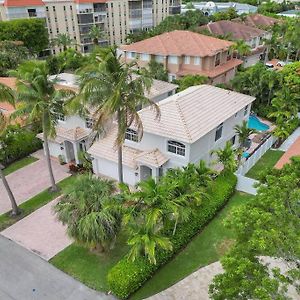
[130,192,254,300]
[50,233,129,292]
[0,175,76,231]
[3,156,38,176]
[246,149,284,180]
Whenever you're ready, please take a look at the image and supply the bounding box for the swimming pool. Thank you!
[248,115,270,131]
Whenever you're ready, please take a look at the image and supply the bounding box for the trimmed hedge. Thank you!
[107,172,237,299]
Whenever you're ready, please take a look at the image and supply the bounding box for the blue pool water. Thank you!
[248,115,270,131]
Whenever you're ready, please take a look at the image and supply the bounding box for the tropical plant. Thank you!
[52,33,74,51]
[0,83,20,216]
[230,39,251,58]
[234,120,256,149]
[74,47,160,183]
[10,60,74,191]
[175,75,208,91]
[54,174,122,252]
[147,59,168,82]
[89,25,107,46]
[211,141,237,172]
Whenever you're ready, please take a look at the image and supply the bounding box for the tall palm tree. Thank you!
[89,25,107,46]
[52,33,74,51]
[10,60,74,191]
[231,40,251,59]
[75,47,160,183]
[0,83,20,216]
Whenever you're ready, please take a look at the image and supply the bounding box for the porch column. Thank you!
[153,167,160,183]
[73,142,80,165]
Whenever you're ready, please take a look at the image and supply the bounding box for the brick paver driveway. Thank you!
[0,151,70,214]
[1,197,72,260]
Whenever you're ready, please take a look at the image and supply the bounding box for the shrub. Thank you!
[107,172,237,299]
[0,125,42,166]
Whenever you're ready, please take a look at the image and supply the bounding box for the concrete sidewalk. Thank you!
[0,151,70,214]
[0,236,115,300]
[279,127,300,152]
[1,197,72,260]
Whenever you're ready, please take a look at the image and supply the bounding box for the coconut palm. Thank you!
[89,25,107,46]
[10,60,75,191]
[54,174,122,252]
[52,33,74,51]
[0,83,20,216]
[75,47,160,183]
[211,141,237,173]
[231,40,251,59]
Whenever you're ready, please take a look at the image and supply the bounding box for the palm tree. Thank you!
[231,40,251,59]
[54,174,122,252]
[0,83,20,216]
[211,141,237,173]
[89,25,107,46]
[75,47,160,183]
[10,60,74,191]
[52,33,74,51]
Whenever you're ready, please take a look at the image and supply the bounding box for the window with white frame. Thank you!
[155,55,164,63]
[85,117,94,129]
[125,128,138,142]
[167,140,185,156]
[140,53,150,61]
[215,123,223,141]
[244,105,249,116]
[57,113,65,121]
[127,51,137,59]
[168,55,178,64]
[194,56,201,65]
[184,56,190,64]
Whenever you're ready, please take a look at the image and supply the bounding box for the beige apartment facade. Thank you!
[0,0,181,53]
[121,30,243,84]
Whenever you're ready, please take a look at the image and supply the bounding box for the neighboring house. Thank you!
[181,1,257,16]
[232,13,280,29]
[0,0,180,54]
[277,10,300,18]
[200,20,271,67]
[37,72,178,164]
[120,30,243,84]
[88,85,255,185]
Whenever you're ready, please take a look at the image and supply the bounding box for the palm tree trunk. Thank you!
[117,110,124,183]
[0,167,20,216]
[43,130,58,192]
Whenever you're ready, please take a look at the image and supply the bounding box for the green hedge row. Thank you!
[107,172,237,299]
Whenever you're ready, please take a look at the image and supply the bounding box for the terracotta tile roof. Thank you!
[121,30,234,57]
[275,137,300,169]
[232,14,280,28]
[200,20,267,41]
[177,58,243,79]
[4,0,44,6]
[136,149,169,168]
[0,77,17,90]
[137,85,255,143]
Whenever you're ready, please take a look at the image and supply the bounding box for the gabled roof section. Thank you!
[121,30,234,57]
[138,85,255,144]
[4,0,44,6]
[232,13,279,28]
[200,20,267,41]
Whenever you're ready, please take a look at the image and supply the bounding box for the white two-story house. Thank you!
[37,73,178,164]
[88,85,255,185]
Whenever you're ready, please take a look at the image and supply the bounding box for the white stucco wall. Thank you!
[243,53,262,68]
[47,141,65,160]
[58,115,88,130]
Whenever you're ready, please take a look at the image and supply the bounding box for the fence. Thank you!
[236,135,277,176]
[236,175,259,195]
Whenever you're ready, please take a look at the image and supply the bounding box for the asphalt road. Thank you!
[0,236,115,300]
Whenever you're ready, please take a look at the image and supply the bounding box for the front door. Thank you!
[65,141,75,162]
[140,165,152,181]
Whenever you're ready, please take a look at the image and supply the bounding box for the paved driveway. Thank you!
[1,197,72,260]
[0,151,70,214]
[0,236,115,300]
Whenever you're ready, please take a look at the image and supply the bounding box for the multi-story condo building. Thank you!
[120,30,243,84]
[0,0,181,53]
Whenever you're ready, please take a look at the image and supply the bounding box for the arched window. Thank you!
[167,140,185,156]
[125,128,138,142]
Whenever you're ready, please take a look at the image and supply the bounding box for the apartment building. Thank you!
[120,30,243,84]
[0,0,181,53]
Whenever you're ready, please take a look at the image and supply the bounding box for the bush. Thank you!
[107,172,237,299]
[0,125,42,166]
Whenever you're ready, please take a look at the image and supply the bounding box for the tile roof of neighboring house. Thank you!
[4,0,44,6]
[275,137,300,169]
[177,58,243,79]
[0,77,16,116]
[0,77,17,90]
[232,14,279,28]
[88,125,169,168]
[137,85,255,143]
[121,30,234,57]
[200,20,267,41]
